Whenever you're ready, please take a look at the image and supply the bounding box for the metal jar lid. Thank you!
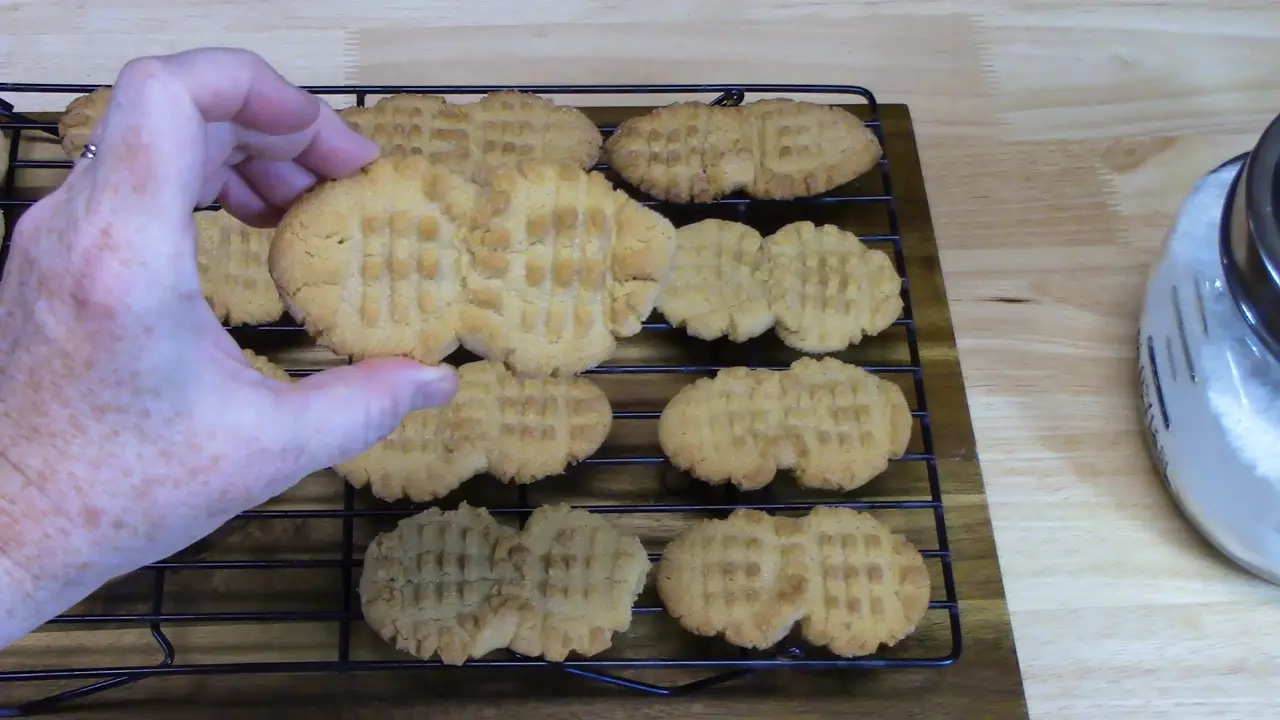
[1222,112,1280,356]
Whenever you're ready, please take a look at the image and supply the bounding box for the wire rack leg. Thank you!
[560,667,755,696]
[0,570,176,716]
[0,676,145,717]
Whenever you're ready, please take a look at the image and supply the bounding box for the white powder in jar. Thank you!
[1167,163,1280,487]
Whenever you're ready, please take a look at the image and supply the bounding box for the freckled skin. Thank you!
[0,172,288,598]
[118,127,155,196]
[0,49,460,650]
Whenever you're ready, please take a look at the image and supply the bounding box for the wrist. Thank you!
[0,449,115,650]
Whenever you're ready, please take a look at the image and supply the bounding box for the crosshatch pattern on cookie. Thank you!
[334,360,612,503]
[656,218,902,349]
[657,507,930,658]
[359,504,524,667]
[457,160,676,376]
[765,221,903,353]
[497,504,652,661]
[353,208,465,341]
[360,504,649,665]
[656,508,812,650]
[801,507,932,657]
[270,155,675,376]
[340,92,602,183]
[656,218,773,343]
[195,210,286,326]
[605,98,882,203]
[269,155,475,365]
[658,357,913,491]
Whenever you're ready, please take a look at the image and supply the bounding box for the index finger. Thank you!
[82,48,376,224]
[159,47,320,135]
[157,48,377,179]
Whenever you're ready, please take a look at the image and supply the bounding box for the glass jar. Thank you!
[1138,112,1280,584]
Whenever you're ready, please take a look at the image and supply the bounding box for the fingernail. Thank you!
[411,366,458,409]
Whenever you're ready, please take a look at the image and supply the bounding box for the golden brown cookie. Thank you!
[271,155,676,377]
[798,506,932,656]
[656,507,931,657]
[457,160,677,376]
[334,363,489,504]
[465,92,602,178]
[339,93,457,159]
[475,359,614,483]
[604,98,881,202]
[655,218,773,342]
[655,219,900,348]
[656,508,811,649]
[764,221,903,353]
[340,91,602,183]
[269,154,478,366]
[334,360,612,503]
[359,503,526,666]
[496,504,651,662]
[242,349,291,382]
[58,87,112,158]
[196,210,287,325]
[605,101,751,204]
[359,503,649,664]
[658,356,913,491]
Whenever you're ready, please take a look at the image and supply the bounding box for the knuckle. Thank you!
[115,56,170,90]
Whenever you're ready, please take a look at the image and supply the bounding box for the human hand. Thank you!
[0,48,459,649]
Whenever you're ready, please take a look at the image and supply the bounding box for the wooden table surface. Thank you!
[3,1,1280,718]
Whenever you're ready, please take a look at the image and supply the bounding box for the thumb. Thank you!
[267,358,458,475]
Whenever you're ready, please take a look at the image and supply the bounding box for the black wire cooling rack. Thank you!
[0,82,962,716]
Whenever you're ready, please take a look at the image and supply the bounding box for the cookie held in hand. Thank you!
[268,154,476,366]
[457,159,676,376]
[269,155,676,376]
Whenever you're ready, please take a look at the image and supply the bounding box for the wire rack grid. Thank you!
[0,81,962,716]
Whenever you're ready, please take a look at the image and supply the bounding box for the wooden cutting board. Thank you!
[0,99,1028,719]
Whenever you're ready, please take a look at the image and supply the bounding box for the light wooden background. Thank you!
[3,1,1280,718]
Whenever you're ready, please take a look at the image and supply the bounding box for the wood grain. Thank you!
[2,2,1280,718]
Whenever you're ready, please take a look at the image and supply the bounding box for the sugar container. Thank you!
[1138,112,1280,583]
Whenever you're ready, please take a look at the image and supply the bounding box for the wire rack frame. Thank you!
[0,81,962,716]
